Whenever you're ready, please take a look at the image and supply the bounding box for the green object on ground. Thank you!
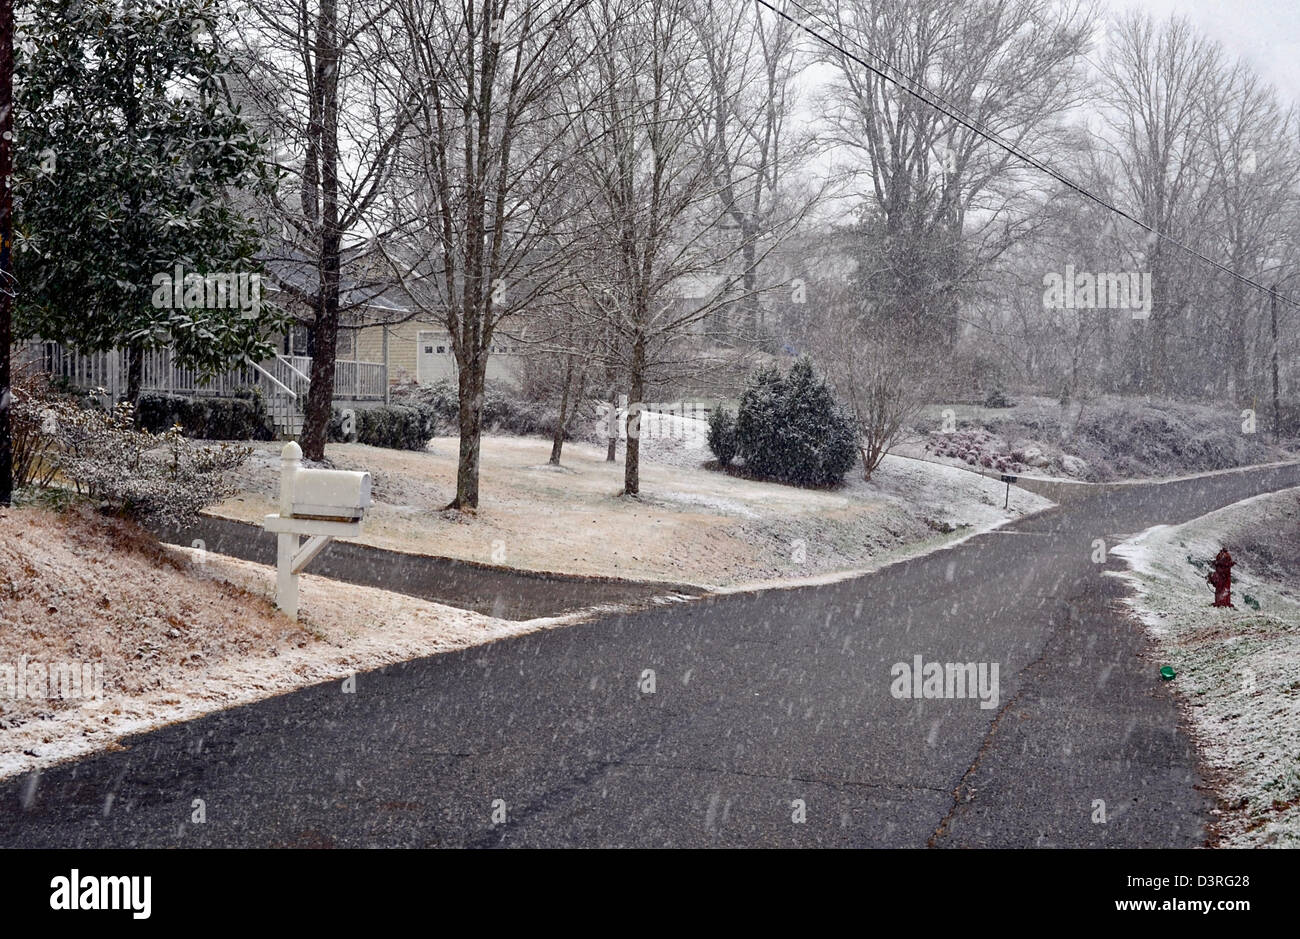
[1243,595,1260,610]
[1159,666,1176,680]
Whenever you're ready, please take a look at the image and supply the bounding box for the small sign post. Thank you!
[999,473,1018,509]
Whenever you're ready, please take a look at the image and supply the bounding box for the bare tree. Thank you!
[377,0,588,510]
[802,267,928,480]
[234,0,411,459]
[841,334,926,479]
[515,285,601,467]
[1204,60,1299,402]
[812,0,1095,348]
[695,0,813,341]
[571,0,810,496]
[1097,11,1224,393]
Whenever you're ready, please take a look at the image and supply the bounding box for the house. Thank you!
[353,318,523,389]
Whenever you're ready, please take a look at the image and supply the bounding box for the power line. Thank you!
[757,0,1300,311]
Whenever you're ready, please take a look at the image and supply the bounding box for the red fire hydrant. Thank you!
[1207,548,1235,608]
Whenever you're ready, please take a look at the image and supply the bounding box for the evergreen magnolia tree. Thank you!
[13,0,279,401]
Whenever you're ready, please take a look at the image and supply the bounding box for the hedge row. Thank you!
[328,404,437,451]
[135,389,275,441]
[397,379,563,437]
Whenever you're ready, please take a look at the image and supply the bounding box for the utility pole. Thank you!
[1272,284,1281,446]
[0,0,14,507]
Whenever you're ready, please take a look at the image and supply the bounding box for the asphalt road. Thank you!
[151,515,701,620]
[5,462,1299,848]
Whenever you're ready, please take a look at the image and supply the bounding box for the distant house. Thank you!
[351,317,524,390]
[263,247,525,393]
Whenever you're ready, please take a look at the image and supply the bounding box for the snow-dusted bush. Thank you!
[17,383,250,525]
[8,366,66,489]
[328,404,435,450]
[707,406,738,467]
[392,378,557,437]
[735,358,858,487]
[921,429,1025,474]
[59,403,250,526]
[136,389,274,441]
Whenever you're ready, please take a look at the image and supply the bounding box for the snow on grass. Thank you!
[0,506,593,780]
[1109,488,1300,847]
[215,435,1053,589]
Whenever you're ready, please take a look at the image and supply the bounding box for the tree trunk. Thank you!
[299,0,341,462]
[301,273,338,460]
[605,380,618,462]
[1147,250,1169,394]
[452,357,484,509]
[742,221,757,336]
[0,0,12,507]
[623,337,645,495]
[549,354,574,465]
[126,343,144,405]
[1227,279,1247,401]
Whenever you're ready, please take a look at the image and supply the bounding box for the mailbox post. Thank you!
[263,441,371,620]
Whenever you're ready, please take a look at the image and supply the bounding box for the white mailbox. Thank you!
[263,441,371,620]
[291,468,372,522]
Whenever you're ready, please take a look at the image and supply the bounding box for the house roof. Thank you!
[258,243,418,324]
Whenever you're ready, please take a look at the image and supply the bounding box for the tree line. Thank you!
[5,0,1298,509]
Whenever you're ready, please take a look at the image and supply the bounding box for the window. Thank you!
[424,345,433,354]
[436,345,445,354]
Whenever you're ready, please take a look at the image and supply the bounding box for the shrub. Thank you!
[135,389,273,440]
[61,404,250,526]
[9,366,69,488]
[394,379,557,436]
[707,405,738,467]
[328,403,435,450]
[734,357,858,487]
[14,380,250,525]
[983,387,1015,409]
[1273,399,1300,438]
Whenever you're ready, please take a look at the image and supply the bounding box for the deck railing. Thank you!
[15,341,386,403]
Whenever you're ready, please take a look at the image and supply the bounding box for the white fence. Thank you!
[18,342,385,400]
[16,341,387,436]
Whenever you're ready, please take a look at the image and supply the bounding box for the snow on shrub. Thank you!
[15,381,250,526]
[922,429,1024,474]
[391,379,561,438]
[59,403,250,526]
[8,366,67,489]
[734,357,858,487]
[706,405,738,467]
[328,404,436,450]
[136,389,275,441]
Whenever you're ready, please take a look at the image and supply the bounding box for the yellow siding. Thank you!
[352,319,521,389]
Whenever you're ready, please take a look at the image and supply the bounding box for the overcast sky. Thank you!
[1112,0,1300,106]
[794,0,1299,216]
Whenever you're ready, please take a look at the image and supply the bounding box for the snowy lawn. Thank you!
[0,505,585,780]
[1109,488,1300,847]
[212,431,1054,589]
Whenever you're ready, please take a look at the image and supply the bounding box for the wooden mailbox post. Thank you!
[263,441,371,620]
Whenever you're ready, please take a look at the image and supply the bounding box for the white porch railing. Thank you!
[15,341,388,436]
